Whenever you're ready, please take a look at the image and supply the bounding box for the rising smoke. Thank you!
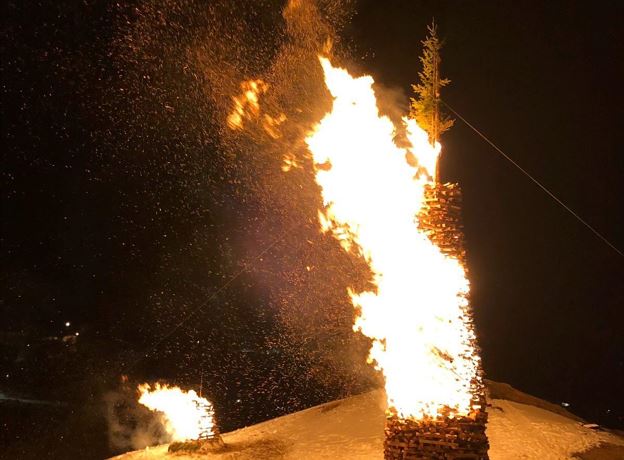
[103,387,171,452]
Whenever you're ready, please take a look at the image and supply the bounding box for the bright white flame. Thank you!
[306,57,479,420]
[404,117,441,180]
[138,383,215,441]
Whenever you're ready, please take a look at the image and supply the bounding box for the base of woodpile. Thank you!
[167,435,225,454]
[384,413,489,460]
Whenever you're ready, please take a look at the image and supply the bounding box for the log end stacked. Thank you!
[384,411,489,460]
[418,182,467,266]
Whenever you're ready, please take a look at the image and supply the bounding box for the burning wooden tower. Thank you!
[383,22,489,459]
[305,19,489,460]
[383,181,489,459]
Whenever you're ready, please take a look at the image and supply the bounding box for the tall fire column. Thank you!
[383,182,489,459]
[380,22,489,458]
[305,51,490,460]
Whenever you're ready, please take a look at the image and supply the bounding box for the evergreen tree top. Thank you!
[410,20,454,149]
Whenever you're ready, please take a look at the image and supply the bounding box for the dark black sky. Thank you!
[2,0,624,458]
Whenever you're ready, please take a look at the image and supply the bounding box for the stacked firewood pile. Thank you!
[418,183,467,266]
[382,182,489,459]
[384,410,489,460]
[196,399,218,441]
[418,181,487,404]
[168,400,224,453]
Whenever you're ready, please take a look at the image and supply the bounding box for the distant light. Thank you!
[75,332,80,336]
[65,322,70,327]
[5,374,9,378]
[561,402,570,407]
[236,399,241,403]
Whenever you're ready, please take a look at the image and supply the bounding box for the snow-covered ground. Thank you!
[111,388,624,460]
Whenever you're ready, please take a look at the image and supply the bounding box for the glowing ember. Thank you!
[227,79,268,130]
[306,57,480,420]
[227,79,286,138]
[138,383,216,442]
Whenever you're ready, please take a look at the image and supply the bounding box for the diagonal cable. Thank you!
[441,99,623,258]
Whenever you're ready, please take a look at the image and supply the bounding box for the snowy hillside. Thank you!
[111,384,624,460]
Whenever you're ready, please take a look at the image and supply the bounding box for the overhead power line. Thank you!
[441,99,623,258]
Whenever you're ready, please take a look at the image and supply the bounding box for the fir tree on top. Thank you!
[410,21,454,149]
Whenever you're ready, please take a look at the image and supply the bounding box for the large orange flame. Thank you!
[306,57,479,420]
[138,383,215,441]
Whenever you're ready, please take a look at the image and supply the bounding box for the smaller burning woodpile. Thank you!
[168,399,225,453]
[382,182,489,459]
[196,399,220,441]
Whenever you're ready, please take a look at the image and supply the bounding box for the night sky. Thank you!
[2,1,623,458]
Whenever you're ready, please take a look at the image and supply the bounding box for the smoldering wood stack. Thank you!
[382,182,489,460]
